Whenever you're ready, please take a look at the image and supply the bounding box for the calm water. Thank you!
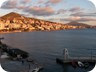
[1,29,96,72]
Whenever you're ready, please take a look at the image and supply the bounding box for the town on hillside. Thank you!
[0,12,95,33]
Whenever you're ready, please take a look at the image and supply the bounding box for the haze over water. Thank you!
[1,29,96,72]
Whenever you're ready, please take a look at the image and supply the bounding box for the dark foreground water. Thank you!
[0,29,96,72]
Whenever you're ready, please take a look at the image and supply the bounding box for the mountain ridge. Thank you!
[66,21,90,27]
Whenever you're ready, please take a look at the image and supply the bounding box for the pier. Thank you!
[57,48,96,63]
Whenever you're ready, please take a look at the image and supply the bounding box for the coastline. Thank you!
[0,28,94,34]
[0,31,22,34]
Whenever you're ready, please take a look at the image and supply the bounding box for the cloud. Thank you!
[1,0,56,16]
[71,12,96,17]
[69,7,83,12]
[20,0,31,4]
[50,15,96,22]
[49,0,62,4]
[70,16,96,21]
[1,0,17,9]
[80,18,96,21]
[69,16,81,21]
[1,0,31,9]
[17,5,25,9]
[24,6,55,16]
[56,7,84,15]
[37,0,45,4]
[62,16,96,22]
[57,9,67,14]
[45,0,62,6]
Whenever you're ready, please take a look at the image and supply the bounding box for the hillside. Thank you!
[66,21,91,27]
[0,12,92,33]
[1,12,23,19]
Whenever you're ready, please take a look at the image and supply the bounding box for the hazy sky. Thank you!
[0,0,96,25]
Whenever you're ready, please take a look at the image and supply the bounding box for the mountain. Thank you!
[0,12,92,33]
[0,12,58,24]
[0,12,66,31]
[65,21,92,28]
[1,12,25,19]
[66,21,90,26]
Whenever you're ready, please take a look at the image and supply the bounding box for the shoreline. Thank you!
[0,28,94,34]
[0,31,22,34]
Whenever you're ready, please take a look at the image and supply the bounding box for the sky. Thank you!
[0,0,96,25]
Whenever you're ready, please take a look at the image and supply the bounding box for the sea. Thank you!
[0,29,96,72]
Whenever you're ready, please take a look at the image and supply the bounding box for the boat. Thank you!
[77,61,90,68]
[77,61,84,67]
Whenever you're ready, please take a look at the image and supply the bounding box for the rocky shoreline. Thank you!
[0,38,43,72]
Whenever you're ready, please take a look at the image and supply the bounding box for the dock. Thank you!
[67,57,96,62]
[57,48,96,63]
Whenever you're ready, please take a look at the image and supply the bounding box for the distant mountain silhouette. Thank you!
[66,21,90,27]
